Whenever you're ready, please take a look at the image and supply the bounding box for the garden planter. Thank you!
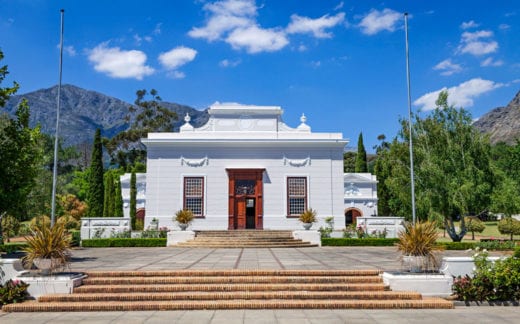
[302,223,313,230]
[402,255,427,273]
[178,223,189,231]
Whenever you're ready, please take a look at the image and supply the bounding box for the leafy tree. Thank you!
[343,152,356,172]
[0,50,42,244]
[114,177,124,217]
[130,171,137,229]
[1,215,20,242]
[497,218,520,240]
[374,91,494,241]
[355,132,368,172]
[105,89,177,170]
[58,194,87,221]
[491,175,520,240]
[86,129,104,217]
[464,216,485,240]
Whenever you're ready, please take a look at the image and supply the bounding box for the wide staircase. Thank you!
[176,230,317,248]
[3,269,453,311]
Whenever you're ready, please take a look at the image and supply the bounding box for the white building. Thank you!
[142,103,348,230]
[343,173,378,226]
[120,173,146,219]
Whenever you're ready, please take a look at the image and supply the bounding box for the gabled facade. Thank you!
[142,103,348,230]
[343,173,378,226]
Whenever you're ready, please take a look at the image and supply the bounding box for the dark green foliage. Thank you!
[435,242,477,250]
[497,218,520,241]
[103,171,115,217]
[86,129,104,217]
[81,238,166,247]
[355,132,368,172]
[105,89,177,169]
[453,253,520,301]
[0,242,27,253]
[70,230,81,247]
[343,152,356,173]
[513,245,520,258]
[476,239,516,250]
[0,279,29,305]
[321,238,399,246]
[114,177,124,217]
[465,216,486,240]
[130,171,136,229]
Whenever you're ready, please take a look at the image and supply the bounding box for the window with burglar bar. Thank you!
[184,177,204,217]
[287,177,307,216]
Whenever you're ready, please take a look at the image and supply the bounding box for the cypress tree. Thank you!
[355,132,368,173]
[114,177,124,217]
[130,171,137,229]
[103,171,115,217]
[87,129,104,217]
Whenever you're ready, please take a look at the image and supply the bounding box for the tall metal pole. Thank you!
[404,13,417,225]
[51,9,65,226]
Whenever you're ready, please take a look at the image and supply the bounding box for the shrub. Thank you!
[0,242,27,254]
[453,250,520,301]
[321,238,399,246]
[70,230,81,247]
[396,221,441,257]
[1,215,20,242]
[318,217,334,238]
[298,209,316,224]
[435,242,477,250]
[81,238,166,247]
[29,215,51,231]
[513,245,520,258]
[0,279,29,305]
[477,239,516,250]
[497,217,520,241]
[56,214,80,231]
[465,216,485,240]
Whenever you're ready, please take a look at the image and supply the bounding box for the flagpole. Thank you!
[51,9,65,226]
[404,12,417,225]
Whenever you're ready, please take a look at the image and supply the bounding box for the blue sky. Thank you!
[1,0,519,151]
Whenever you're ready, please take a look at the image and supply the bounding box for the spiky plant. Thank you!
[175,209,194,225]
[396,221,442,270]
[299,208,317,224]
[22,222,71,273]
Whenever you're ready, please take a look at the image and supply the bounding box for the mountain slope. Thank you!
[473,90,520,145]
[3,85,208,146]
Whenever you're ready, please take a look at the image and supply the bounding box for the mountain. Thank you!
[473,90,520,145]
[2,84,209,146]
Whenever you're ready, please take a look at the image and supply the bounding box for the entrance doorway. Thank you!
[345,208,362,227]
[226,169,264,230]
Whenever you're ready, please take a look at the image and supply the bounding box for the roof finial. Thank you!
[300,113,307,124]
[184,113,191,123]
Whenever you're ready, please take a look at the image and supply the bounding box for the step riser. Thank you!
[40,291,422,302]
[82,277,382,285]
[83,270,381,277]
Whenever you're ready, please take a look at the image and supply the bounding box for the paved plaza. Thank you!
[1,246,518,323]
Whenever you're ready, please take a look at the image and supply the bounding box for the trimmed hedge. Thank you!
[82,238,167,247]
[321,238,399,246]
[435,242,477,250]
[0,242,27,253]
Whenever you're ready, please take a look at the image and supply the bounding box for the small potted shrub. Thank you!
[396,221,442,272]
[174,209,194,231]
[22,222,71,275]
[299,208,317,230]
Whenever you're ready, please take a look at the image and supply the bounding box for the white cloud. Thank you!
[481,57,504,67]
[457,30,498,56]
[499,23,510,30]
[188,0,256,41]
[168,71,186,79]
[88,43,154,80]
[334,1,344,11]
[226,25,289,53]
[460,20,479,29]
[414,78,503,110]
[433,59,462,76]
[286,12,345,38]
[153,23,162,35]
[358,8,401,35]
[158,46,197,70]
[297,44,307,52]
[219,58,241,67]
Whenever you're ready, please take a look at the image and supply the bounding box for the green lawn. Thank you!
[437,221,520,242]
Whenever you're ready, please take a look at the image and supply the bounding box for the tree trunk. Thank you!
[445,217,467,242]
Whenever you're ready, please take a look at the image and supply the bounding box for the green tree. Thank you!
[491,175,520,240]
[130,171,137,229]
[343,151,356,172]
[374,91,494,241]
[105,89,177,170]
[1,214,20,242]
[86,129,104,217]
[0,50,42,244]
[114,177,124,217]
[355,132,368,172]
[464,216,485,240]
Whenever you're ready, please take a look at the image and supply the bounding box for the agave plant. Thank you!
[298,208,317,224]
[174,209,194,230]
[396,221,442,272]
[22,222,71,274]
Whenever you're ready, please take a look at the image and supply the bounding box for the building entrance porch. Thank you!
[226,169,265,230]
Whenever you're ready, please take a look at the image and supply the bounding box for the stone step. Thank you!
[39,291,422,302]
[3,298,454,312]
[82,269,381,277]
[175,243,318,248]
[82,275,382,285]
[74,283,388,293]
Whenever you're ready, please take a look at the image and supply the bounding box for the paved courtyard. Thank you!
[1,246,518,323]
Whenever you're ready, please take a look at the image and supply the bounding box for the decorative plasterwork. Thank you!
[283,156,311,167]
[181,156,208,167]
[345,183,361,196]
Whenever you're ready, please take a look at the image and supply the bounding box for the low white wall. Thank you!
[292,230,321,246]
[356,216,405,238]
[167,231,195,246]
[80,217,131,240]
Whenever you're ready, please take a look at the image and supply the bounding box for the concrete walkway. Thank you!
[1,247,518,323]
